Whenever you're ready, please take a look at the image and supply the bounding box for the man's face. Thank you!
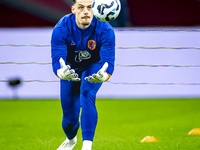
[72,0,93,29]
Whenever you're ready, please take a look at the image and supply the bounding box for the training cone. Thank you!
[140,136,159,142]
[188,128,200,135]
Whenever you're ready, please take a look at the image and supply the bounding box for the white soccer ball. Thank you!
[92,0,121,22]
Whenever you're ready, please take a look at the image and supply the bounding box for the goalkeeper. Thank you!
[51,0,115,149]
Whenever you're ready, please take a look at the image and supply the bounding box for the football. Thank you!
[92,0,121,22]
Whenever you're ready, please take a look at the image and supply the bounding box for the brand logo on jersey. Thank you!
[88,40,96,50]
[75,50,91,62]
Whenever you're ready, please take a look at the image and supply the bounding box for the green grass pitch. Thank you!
[0,98,200,150]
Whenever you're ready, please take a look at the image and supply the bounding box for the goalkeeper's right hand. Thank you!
[57,58,81,82]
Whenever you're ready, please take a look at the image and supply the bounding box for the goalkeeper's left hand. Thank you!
[85,62,111,83]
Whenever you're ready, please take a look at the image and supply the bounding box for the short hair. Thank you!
[73,0,76,4]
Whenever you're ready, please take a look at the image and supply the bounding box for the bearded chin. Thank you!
[82,22,90,26]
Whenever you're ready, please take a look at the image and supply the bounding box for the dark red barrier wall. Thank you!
[0,0,200,27]
[126,0,200,26]
[0,4,55,27]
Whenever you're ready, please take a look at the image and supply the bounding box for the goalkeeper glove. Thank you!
[57,58,81,82]
[85,62,111,83]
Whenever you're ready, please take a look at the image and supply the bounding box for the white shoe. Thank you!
[81,140,92,150]
[57,136,77,150]
[81,148,91,150]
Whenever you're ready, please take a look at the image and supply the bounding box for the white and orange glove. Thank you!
[85,62,111,83]
[57,58,81,82]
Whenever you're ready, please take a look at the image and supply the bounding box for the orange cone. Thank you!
[188,128,200,135]
[140,136,159,142]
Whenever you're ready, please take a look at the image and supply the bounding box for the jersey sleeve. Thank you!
[100,26,115,76]
[51,21,68,76]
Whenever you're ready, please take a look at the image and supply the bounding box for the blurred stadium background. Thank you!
[0,0,200,99]
[0,0,200,27]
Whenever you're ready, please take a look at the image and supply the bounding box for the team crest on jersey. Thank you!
[88,40,96,50]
